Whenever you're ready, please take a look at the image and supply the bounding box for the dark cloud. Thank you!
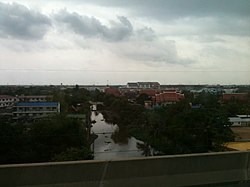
[54,10,133,41]
[81,0,250,20]
[68,0,250,37]
[0,2,51,40]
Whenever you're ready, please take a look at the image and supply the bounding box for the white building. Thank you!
[127,82,160,89]
[0,95,17,108]
[229,115,250,127]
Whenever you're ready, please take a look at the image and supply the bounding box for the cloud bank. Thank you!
[0,2,51,40]
[0,1,249,84]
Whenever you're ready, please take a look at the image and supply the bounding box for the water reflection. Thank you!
[91,111,144,160]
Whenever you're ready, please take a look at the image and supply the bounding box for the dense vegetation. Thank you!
[95,91,244,155]
[0,85,249,164]
[0,85,93,164]
[0,116,93,164]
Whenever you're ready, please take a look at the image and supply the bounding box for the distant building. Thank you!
[18,95,52,102]
[222,93,248,102]
[138,82,160,89]
[127,82,160,89]
[229,115,250,127]
[189,103,202,109]
[139,89,157,97]
[104,87,121,97]
[155,91,184,105]
[127,82,139,89]
[223,88,238,94]
[0,95,17,108]
[13,102,60,119]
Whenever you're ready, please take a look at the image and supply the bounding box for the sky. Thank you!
[0,0,249,85]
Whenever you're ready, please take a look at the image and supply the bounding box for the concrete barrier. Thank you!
[0,151,250,187]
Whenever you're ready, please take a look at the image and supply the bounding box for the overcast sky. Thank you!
[0,0,249,85]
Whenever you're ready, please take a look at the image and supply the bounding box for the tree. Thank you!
[136,93,150,105]
[0,116,93,164]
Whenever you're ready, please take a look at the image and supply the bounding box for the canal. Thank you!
[91,110,144,160]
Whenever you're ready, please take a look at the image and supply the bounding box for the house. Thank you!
[0,95,17,108]
[139,89,157,97]
[229,115,250,127]
[104,87,121,97]
[127,82,139,89]
[13,102,60,119]
[222,93,248,102]
[155,91,184,105]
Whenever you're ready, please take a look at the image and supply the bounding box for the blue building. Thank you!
[13,102,60,118]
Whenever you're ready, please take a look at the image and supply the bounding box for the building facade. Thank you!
[222,93,248,102]
[127,82,160,89]
[13,102,60,118]
[0,95,17,108]
[18,95,52,102]
[229,115,250,127]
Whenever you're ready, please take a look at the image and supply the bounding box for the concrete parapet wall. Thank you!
[0,151,250,187]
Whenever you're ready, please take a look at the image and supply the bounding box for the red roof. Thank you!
[139,89,157,97]
[105,88,121,97]
[155,92,184,103]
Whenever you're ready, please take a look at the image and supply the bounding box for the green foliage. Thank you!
[0,116,93,164]
[141,98,234,155]
[51,147,93,161]
[136,93,150,105]
[94,90,235,156]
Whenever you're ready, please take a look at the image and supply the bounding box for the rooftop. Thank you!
[15,102,59,107]
[0,95,15,99]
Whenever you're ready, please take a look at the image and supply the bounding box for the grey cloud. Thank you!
[136,27,156,41]
[114,40,194,66]
[79,0,250,36]
[0,2,51,40]
[54,10,133,41]
[169,17,250,36]
[81,0,250,20]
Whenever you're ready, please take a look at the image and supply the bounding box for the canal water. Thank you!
[91,111,144,160]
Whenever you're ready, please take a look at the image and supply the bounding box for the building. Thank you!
[138,82,160,89]
[18,95,52,102]
[229,115,250,127]
[155,91,184,105]
[0,95,17,108]
[13,102,60,119]
[127,82,160,89]
[127,82,139,89]
[104,87,121,97]
[139,89,157,97]
[222,93,248,102]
